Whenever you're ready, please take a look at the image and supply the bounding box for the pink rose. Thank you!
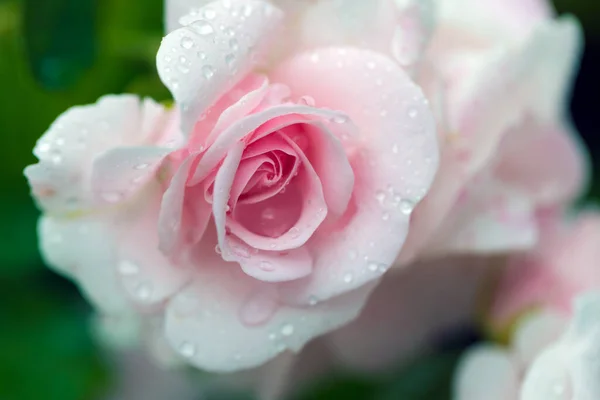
[26,0,439,372]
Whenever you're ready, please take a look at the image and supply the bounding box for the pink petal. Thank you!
[494,121,589,206]
[115,195,192,306]
[25,96,173,215]
[228,133,328,253]
[156,0,283,133]
[163,229,376,372]
[188,105,355,186]
[38,215,133,315]
[271,47,438,304]
[429,178,538,255]
[91,147,172,205]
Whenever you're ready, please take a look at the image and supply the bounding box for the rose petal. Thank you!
[158,157,212,256]
[25,96,172,215]
[115,192,192,306]
[494,121,589,206]
[271,47,438,304]
[454,345,520,400]
[513,311,568,367]
[163,229,376,372]
[439,0,553,41]
[156,0,283,133]
[38,215,132,315]
[92,147,172,205]
[227,133,328,253]
[429,178,538,255]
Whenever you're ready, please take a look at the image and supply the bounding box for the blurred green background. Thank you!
[0,0,598,399]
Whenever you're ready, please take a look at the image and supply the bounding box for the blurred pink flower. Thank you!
[455,292,600,400]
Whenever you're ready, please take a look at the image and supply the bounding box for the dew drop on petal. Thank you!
[202,8,216,19]
[368,262,379,272]
[239,292,278,327]
[308,296,318,306]
[118,260,139,275]
[191,20,214,35]
[180,36,194,49]
[135,284,152,301]
[134,163,149,170]
[382,212,390,221]
[343,272,354,283]
[281,324,294,337]
[260,261,274,272]
[408,107,418,119]
[202,65,215,79]
[289,227,300,239]
[375,191,386,204]
[332,115,348,124]
[179,341,196,358]
[399,199,416,215]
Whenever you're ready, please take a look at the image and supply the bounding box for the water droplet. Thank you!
[135,284,152,301]
[392,144,399,154]
[202,8,216,19]
[214,244,222,255]
[367,262,379,272]
[289,227,300,239]
[309,53,320,63]
[399,199,416,215]
[118,260,139,275]
[276,343,286,353]
[229,38,239,50]
[164,55,172,62]
[268,333,277,341]
[242,4,253,17]
[408,107,418,119]
[223,27,235,37]
[240,292,278,326]
[134,163,149,170]
[366,61,376,70]
[375,191,386,204]
[225,54,235,68]
[260,261,274,272]
[197,51,207,60]
[308,296,318,306]
[102,192,122,203]
[332,115,348,124]
[343,273,354,283]
[281,324,294,336]
[202,65,215,79]
[191,20,214,35]
[180,36,195,49]
[382,212,390,221]
[179,341,196,358]
[38,143,51,153]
